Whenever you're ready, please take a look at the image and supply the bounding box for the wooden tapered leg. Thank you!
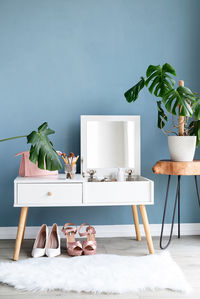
[13,207,29,261]
[22,208,28,241]
[131,205,141,241]
[139,205,154,254]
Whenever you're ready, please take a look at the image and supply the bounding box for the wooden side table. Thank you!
[152,160,200,249]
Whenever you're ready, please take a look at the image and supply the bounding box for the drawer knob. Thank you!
[47,192,53,196]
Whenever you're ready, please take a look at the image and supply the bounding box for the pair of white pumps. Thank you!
[31,223,60,258]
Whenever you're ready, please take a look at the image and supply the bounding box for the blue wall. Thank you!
[0,0,200,227]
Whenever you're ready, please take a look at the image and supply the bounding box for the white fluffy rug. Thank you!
[0,252,191,294]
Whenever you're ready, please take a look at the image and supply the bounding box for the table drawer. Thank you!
[16,183,82,206]
[84,180,154,205]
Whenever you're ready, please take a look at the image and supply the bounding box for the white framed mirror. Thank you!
[81,115,140,177]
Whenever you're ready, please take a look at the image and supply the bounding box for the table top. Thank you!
[14,174,83,183]
[14,174,152,183]
[152,160,200,176]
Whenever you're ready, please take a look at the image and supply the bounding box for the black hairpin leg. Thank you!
[194,176,200,206]
[160,175,181,249]
[178,179,180,239]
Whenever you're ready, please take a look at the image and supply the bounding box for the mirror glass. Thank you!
[86,120,135,169]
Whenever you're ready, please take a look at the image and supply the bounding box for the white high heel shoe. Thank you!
[46,223,61,257]
[31,224,48,258]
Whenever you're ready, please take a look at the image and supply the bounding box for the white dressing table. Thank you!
[13,115,155,260]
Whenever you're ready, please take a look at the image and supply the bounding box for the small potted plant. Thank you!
[0,122,62,174]
[124,63,200,161]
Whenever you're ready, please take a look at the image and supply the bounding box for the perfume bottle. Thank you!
[117,168,124,181]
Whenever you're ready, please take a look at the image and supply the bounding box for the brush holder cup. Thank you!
[64,163,76,179]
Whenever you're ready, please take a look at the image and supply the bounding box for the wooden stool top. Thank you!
[152,160,200,176]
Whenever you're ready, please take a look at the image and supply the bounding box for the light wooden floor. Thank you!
[0,236,200,299]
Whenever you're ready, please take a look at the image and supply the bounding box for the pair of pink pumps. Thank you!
[62,223,97,256]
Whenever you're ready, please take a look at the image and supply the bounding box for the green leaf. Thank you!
[145,63,176,97]
[193,96,200,119]
[177,86,195,116]
[27,122,62,171]
[146,65,160,77]
[157,101,167,129]
[163,86,194,117]
[124,63,177,106]
[188,120,200,147]
[162,63,176,76]
[177,86,195,98]
[124,77,145,103]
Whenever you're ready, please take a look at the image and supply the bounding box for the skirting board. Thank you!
[0,223,200,239]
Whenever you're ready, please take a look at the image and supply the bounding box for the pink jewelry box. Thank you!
[16,151,58,177]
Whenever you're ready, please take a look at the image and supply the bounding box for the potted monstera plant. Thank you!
[124,63,200,161]
[0,122,62,172]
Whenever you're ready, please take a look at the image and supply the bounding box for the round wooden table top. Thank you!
[152,160,200,176]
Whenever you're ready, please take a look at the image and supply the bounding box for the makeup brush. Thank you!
[61,153,68,164]
[69,152,75,164]
[73,155,79,165]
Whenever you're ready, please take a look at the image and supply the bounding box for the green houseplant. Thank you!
[0,122,62,171]
[124,63,200,161]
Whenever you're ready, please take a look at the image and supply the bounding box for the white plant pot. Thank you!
[168,136,196,162]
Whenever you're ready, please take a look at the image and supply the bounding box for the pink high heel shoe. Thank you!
[78,223,97,255]
[62,223,83,256]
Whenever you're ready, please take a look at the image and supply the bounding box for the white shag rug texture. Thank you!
[0,252,191,294]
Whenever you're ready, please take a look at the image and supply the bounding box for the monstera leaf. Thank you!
[124,63,176,104]
[162,86,195,116]
[193,94,200,120]
[145,63,176,97]
[188,120,200,147]
[27,122,62,171]
[124,77,145,103]
[0,122,62,171]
